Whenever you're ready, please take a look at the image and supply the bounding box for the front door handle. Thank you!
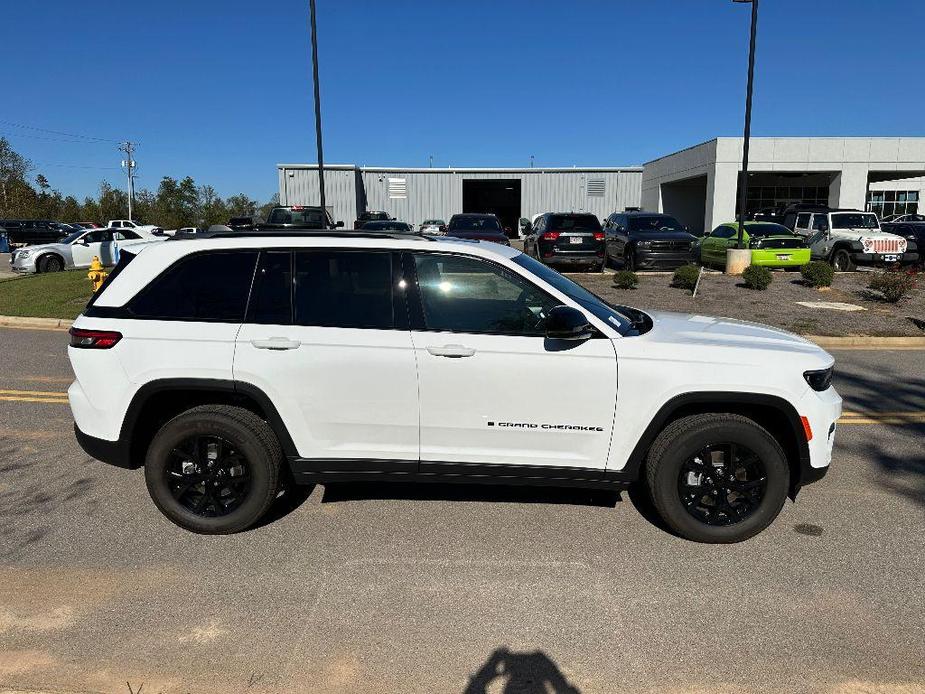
[251,337,301,351]
[426,344,476,358]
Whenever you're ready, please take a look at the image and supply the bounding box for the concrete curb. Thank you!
[0,315,74,330]
[806,335,925,349]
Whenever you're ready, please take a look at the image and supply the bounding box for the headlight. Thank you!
[804,366,834,391]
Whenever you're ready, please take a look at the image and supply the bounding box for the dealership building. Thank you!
[278,137,924,232]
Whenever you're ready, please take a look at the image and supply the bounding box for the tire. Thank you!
[39,254,64,273]
[623,250,636,272]
[831,248,856,272]
[644,413,789,543]
[144,405,282,534]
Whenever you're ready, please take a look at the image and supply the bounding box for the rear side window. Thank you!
[293,251,394,329]
[796,213,811,229]
[130,251,258,321]
[248,251,292,325]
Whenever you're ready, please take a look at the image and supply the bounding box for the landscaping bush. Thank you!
[800,261,834,288]
[672,264,701,291]
[868,271,917,303]
[613,270,638,290]
[742,265,773,290]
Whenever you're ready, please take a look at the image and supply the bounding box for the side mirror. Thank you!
[335,220,345,228]
[546,305,595,341]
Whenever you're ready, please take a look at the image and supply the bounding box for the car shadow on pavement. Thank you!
[319,481,620,508]
[249,482,316,530]
[464,647,581,694]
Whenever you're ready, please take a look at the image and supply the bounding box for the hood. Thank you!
[14,241,67,254]
[447,230,508,242]
[631,230,696,242]
[643,310,826,358]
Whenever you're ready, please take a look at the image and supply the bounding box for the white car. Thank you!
[420,219,446,235]
[67,231,840,542]
[10,227,165,274]
[793,209,913,271]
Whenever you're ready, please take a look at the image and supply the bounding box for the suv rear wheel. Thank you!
[644,413,789,543]
[144,405,282,534]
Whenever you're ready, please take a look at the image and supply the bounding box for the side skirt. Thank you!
[288,458,635,490]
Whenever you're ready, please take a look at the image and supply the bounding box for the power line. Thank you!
[1,131,118,146]
[0,119,122,144]
[33,163,122,170]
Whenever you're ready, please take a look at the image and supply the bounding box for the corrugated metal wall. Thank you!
[279,165,643,228]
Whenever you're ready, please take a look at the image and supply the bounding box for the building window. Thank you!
[587,178,606,197]
[867,190,919,220]
[388,177,407,199]
[744,184,829,215]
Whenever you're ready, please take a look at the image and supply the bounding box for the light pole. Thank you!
[309,0,326,216]
[733,0,759,250]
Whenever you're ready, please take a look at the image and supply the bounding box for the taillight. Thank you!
[593,231,604,240]
[542,232,560,241]
[69,327,122,349]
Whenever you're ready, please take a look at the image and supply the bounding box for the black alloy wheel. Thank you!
[166,435,251,517]
[677,443,767,526]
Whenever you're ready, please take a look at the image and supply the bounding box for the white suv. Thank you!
[792,209,914,271]
[68,231,841,542]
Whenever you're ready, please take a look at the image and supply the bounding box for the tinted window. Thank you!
[267,207,326,227]
[746,223,791,237]
[712,226,736,239]
[361,221,413,231]
[627,216,684,232]
[796,213,812,228]
[547,214,601,231]
[130,251,258,321]
[294,251,393,329]
[447,216,502,231]
[114,230,140,240]
[247,251,292,325]
[85,230,114,243]
[413,253,557,336]
[811,214,829,231]
[831,213,878,229]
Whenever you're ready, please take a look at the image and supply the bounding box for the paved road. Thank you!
[0,326,923,694]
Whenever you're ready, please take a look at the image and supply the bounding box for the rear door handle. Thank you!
[426,344,476,358]
[251,337,301,350]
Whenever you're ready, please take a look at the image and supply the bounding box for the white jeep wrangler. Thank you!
[68,231,841,543]
[792,209,916,271]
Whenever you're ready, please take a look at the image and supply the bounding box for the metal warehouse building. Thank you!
[277,165,643,231]
[279,137,924,233]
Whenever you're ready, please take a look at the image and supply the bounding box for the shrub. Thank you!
[613,270,638,290]
[672,264,701,291]
[800,261,834,288]
[742,265,773,290]
[868,271,917,303]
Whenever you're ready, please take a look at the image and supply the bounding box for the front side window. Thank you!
[130,251,258,321]
[294,251,393,329]
[811,214,829,231]
[413,254,557,336]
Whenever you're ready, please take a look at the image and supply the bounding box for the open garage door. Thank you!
[462,179,521,238]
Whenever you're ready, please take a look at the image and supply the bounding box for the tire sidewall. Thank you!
[144,412,276,533]
[650,420,789,543]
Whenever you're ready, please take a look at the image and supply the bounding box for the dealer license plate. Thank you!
[881,254,898,262]
[569,236,582,245]
[776,254,791,260]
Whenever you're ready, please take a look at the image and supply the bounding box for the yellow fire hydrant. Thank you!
[88,256,108,292]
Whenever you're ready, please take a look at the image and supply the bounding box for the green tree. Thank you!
[98,182,128,222]
[0,137,31,216]
[199,185,228,228]
[258,193,280,220]
[226,193,258,217]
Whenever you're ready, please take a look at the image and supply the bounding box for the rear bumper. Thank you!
[750,248,811,267]
[633,250,693,270]
[74,423,134,469]
[538,240,604,264]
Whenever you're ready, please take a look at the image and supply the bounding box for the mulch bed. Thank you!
[571,270,925,337]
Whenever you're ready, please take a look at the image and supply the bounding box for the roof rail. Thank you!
[167,229,434,242]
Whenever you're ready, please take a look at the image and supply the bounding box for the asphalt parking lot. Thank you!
[0,325,923,694]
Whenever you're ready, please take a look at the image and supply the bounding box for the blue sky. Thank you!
[3,0,923,202]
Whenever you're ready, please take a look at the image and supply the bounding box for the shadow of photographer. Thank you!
[464,647,581,694]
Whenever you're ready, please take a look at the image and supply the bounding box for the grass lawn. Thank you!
[0,271,93,319]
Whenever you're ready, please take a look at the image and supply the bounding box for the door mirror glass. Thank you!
[545,305,595,341]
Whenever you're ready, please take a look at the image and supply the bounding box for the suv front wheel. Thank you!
[144,405,282,534]
[645,413,789,543]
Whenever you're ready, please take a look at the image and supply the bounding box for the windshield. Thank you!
[449,216,502,232]
[628,216,684,232]
[267,207,326,227]
[363,221,412,231]
[832,213,879,229]
[512,252,633,334]
[548,214,601,232]
[61,231,85,244]
[746,223,792,237]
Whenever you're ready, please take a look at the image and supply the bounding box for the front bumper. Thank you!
[632,250,693,270]
[9,253,38,273]
[839,251,920,266]
[795,384,842,491]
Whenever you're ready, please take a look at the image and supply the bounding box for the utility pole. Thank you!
[734,0,759,249]
[119,141,136,220]
[308,0,326,216]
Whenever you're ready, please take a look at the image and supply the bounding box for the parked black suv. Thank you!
[523,213,604,270]
[354,211,392,230]
[881,220,925,267]
[260,206,342,230]
[445,214,510,245]
[0,219,69,245]
[602,212,696,270]
[227,215,264,231]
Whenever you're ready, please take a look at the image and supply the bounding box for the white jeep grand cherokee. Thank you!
[68,231,841,543]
